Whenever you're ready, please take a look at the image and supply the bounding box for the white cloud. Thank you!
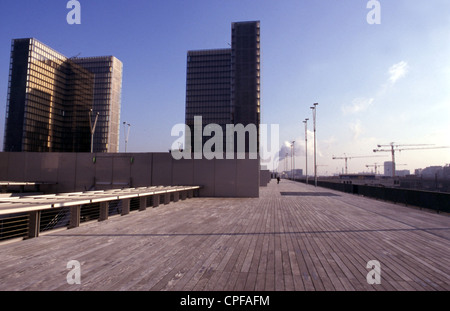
[342,97,374,115]
[349,120,363,140]
[388,61,409,84]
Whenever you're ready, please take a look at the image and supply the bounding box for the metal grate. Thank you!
[0,213,29,241]
[130,197,140,211]
[108,200,122,216]
[80,203,100,223]
[40,207,71,232]
[280,192,340,197]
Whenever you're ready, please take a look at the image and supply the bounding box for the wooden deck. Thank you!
[0,180,448,291]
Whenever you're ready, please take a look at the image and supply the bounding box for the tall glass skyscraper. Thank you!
[3,38,122,153]
[185,21,260,154]
[186,48,232,152]
[72,56,123,153]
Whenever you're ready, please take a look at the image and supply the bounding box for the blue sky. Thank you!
[0,0,449,175]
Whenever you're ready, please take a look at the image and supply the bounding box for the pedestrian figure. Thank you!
[277,176,280,184]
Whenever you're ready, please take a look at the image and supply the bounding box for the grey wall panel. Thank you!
[25,153,60,183]
[0,152,261,197]
[112,155,132,187]
[75,153,96,191]
[193,159,215,197]
[259,170,271,187]
[7,152,26,181]
[152,153,173,186]
[130,153,152,187]
[57,153,77,193]
[26,153,60,193]
[214,158,237,197]
[172,159,194,186]
[237,159,259,197]
[95,154,114,189]
[0,153,9,180]
[24,152,43,181]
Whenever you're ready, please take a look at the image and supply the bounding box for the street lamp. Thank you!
[291,141,295,180]
[89,109,99,153]
[123,122,131,152]
[303,118,309,185]
[285,152,288,177]
[310,103,318,187]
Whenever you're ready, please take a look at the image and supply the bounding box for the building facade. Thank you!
[185,49,232,152]
[231,21,261,153]
[3,38,122,153]
[72,56,123,153]
[185,21,260,155]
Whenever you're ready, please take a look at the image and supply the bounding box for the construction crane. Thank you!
[332,154,386,174]
[366,163,406,175]
[365,163,380,174]
[373,142,450,177]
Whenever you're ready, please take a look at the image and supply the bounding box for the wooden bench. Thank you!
[0,185,201,240]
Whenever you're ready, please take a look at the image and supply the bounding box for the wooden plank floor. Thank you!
[0,180,449,291]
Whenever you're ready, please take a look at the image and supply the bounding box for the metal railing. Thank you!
[0,213,29,241]
[297,179,450,213]
[0,185,201,242]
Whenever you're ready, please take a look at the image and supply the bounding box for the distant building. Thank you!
[384,161,394,177]
[421,166,443,178]
[444,165,450,179]
[383,161,411,177]
[3,38,122,152]
[282,169,303,179]
[185,21,261,154]
[294,169,303,178]
[395,170,410,177]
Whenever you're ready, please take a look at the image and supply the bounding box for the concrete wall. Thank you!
[260,170,271,186]
[0,152,260,197]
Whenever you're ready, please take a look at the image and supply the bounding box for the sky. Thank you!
[0,0,449,176]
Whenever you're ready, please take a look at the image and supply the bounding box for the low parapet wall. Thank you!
[299,179,450,213]
[0,152,260,198]
[260,170,271,186]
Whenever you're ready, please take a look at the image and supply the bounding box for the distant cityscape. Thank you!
[276,161,450,193]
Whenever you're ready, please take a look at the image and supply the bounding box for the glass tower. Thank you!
[185,21,260,154]
[231,21,261,153]
[185,48,232,152]
[3,38,122,153]
[72,56,123,153]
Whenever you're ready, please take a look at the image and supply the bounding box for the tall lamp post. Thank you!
[89,109,99,153]
[291,141,295,180]
[310,103,318,187]
[123,122,131,152]
[285,152,288,176]
[290,144,293,180]
[303,118,309,185]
